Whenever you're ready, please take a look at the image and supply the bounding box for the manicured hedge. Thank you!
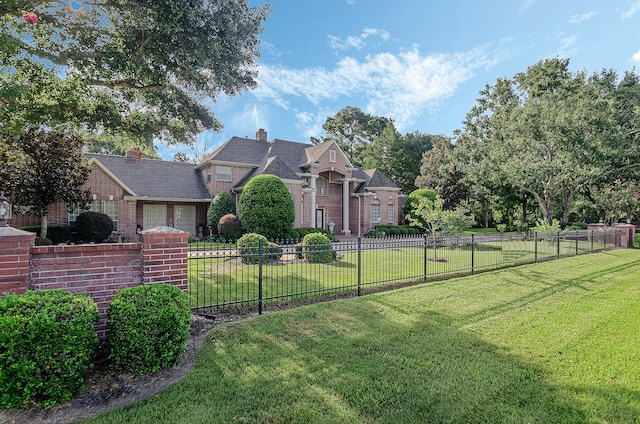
[0,290,99,408]
[107,284,191,375]
[302,232,334,263]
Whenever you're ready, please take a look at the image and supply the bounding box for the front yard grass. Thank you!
[85,249,640,423]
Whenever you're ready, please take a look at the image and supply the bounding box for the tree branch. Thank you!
[86,79,166,90]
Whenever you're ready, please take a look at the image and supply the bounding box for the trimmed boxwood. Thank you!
[237,174,295,241]
[218,213,243,240]
[76,211,113,243]
[302,232,334,263]
[0,290,99,408]
[107,284,191,375]
[237,233,281,263]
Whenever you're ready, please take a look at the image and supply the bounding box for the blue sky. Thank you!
[159,0,640,160]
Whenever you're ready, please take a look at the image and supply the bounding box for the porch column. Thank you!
[309,176,317,228]
[342,178,351,235]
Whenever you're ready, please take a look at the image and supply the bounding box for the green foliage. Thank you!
[312,106,391,167]
[415,136,466,207]
[237,174,295,241]
[302,232,334,263]
[34,236,52,246]
[217,213,243,240]
[76,211,114,243]
[237,233,270,264]
[0,290,99,408]
[294,227,338,242]
[406,194,474,236]
[1,1,270,148]
[458,58,640,225]
[207,191,236,233]
[0,129,92,239]
[20,225,72,243]
[365,122,435,194]
[404,188,437,229]
[531,218,561,234]
[633,236,640,249]
[107,284,191,375]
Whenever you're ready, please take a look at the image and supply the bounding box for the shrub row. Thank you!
[365,225,421,238]
[0,285,191,408]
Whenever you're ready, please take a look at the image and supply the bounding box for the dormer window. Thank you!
[329,149,336,163]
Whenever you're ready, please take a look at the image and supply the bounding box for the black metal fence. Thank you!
[188,229,621,316]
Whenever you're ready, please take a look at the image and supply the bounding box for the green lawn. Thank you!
[85,249,640,423]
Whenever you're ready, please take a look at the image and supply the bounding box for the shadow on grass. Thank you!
[84,301,640,424]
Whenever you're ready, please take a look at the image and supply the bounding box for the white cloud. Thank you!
[328,28,390,51]
[568,11,596,24]
[518,0,535,17]
[557,35,577,58]
[622,1,640,19]
[632,50,640,62]
[254,46,496,133]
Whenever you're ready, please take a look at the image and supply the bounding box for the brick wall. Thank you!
[0,226,188,339]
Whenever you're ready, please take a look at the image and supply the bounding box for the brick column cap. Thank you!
[138,226,188,235]
[0,226,37,237]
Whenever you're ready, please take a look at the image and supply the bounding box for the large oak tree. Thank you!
[1,1,270,151]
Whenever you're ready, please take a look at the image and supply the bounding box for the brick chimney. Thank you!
[126,148,142,164]
[256,128,268,141]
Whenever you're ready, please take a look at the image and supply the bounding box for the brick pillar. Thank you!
[614,223,635,248]
[0,227,35,295]
[138,226,188,292]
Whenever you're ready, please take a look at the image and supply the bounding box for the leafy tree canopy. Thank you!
[0,128,92,238]
[312,106,391,166]
[457,58,640,224]
[1,1,270,150]
[365,123,436,194]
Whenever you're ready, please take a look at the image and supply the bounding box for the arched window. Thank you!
[371,198,381,228]
[316,176,329,196]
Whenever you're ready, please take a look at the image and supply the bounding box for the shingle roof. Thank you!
[202,136,270,165]
[352,168,399,193]
[86,153,211,200]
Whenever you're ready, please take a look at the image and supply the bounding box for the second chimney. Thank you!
[256,128,268,141]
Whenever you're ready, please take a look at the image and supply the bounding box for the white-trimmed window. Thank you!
[216,165,232,182]
[371,198,381,228]
[89,200,101,212]
[104,200,118,231]
[316,176,329,196]
[68,207,84,228]
[174,205,196,235]
[143,204,167,230]
[206,167,212,182]
[329,149,336,163]
[387,204,395,225]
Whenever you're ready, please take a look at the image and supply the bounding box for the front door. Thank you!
[315,209,324,229]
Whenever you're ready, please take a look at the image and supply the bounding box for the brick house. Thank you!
[10,129,401,239]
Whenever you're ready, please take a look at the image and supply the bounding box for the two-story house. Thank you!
[10,129,401,240]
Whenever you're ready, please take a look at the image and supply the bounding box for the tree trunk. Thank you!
[40,214,48,239]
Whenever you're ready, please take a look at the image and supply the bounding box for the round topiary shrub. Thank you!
[218,213,243,240]
[0,290,99,408]
[237,233,269,264]
[237,174,295,241]
[207,191,236,234]
[107,284,191,375]
[76,211,113,243]
[302,232,334,263]
[35,236,53,246]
